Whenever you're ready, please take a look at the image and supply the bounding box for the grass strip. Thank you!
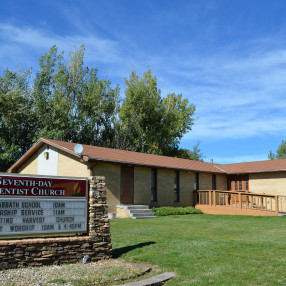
[111,214,286,285]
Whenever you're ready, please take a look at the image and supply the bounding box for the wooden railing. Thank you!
[278,196,286,213]
[195,190,285,216]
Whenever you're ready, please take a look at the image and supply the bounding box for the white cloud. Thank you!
[1,21,286,147]
[0,23,123,67]
[149,41,286,142]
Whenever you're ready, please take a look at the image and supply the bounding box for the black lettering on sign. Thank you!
[10,225,35,232]
[53,202,65,208]
[22,217,45,224]
[0,210,17,216]
[41,224,54,231]
[0,218,13,224]
[21,209,44,216]
[53,209,65,215]
[56,216,74,223]
[69,223,82,230]
[21,202,41,208]
[0,202,19,208]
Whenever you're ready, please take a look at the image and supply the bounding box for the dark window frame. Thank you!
[174,170,180,202]
[212,174,216,190]
[239,180,242,191]
[151,168,157,202]
[195,173,199,190]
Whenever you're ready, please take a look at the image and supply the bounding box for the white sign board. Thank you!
[0,198,87,236]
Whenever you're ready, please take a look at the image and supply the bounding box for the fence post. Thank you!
[213,191,216,206]
[239,193,242,209]
[275,196,279,216]
[209,190,212,206]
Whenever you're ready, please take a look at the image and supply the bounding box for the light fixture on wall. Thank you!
[44,152,49,160]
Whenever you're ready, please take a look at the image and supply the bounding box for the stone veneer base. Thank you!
[0,176,112,270]
[0,236,111,269]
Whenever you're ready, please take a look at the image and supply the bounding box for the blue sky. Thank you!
[1,0,286,164]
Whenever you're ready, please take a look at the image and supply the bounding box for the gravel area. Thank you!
[0,259,157,286]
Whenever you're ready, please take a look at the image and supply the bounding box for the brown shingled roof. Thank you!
[8,138,286,175]
[7,138,224,174]
[46,139,223,174]
[216,158,286,174]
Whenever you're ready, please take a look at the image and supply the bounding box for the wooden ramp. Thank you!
[195,190,286,216]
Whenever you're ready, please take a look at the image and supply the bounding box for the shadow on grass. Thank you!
[112,241,156,258]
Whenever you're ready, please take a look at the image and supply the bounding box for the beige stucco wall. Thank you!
[134,166,151,205]
[154,168,174,207]
[179,171,196,206]
[198,173,227,190]
[152,169,196,207]
[250,172,286,196]
[91,162,121,213]
[18,152,38,175]
[216,174,227,190]
[57,150,89,177]
[199,173,212,190]
[18,148,89,178]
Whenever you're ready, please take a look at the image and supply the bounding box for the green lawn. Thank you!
[110,215,286,285]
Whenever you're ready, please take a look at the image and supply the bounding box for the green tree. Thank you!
[0,68,36,171]
[117,69,197,157]
[268,140,286,160]
[0,45,120,171]
[0,49,201,171]
[33,45,120,146]
[178,142,204,161]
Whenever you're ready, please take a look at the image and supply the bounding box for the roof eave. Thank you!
[87,157,224,174]
[7,139,44,173]
[7,138,81,173]
[227,169,286,174]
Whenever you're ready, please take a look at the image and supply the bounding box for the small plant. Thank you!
[152,206,203,216]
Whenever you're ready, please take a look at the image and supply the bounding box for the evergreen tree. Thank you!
[268,140,286,160]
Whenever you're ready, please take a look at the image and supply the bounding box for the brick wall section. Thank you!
[0,176,112,270]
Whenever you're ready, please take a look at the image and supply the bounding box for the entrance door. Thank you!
[120,165,134,204]
[227,174,249,206]
[227,175,249,191]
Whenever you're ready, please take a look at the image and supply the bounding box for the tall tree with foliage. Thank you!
[33,45,120,146]
[268,140,286,160]
[0,48,202,171]
[178,142,204,161]
[117,69,197,157]
[0,68,37,171]
[0,45,120,171]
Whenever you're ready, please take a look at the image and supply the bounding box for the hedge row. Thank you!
[152,206,203,216]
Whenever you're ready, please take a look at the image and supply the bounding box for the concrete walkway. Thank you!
[119,272,176,286]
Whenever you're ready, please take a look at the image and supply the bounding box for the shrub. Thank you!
[152,206,203,216]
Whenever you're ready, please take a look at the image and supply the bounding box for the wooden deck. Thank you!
[195,190,286,216]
